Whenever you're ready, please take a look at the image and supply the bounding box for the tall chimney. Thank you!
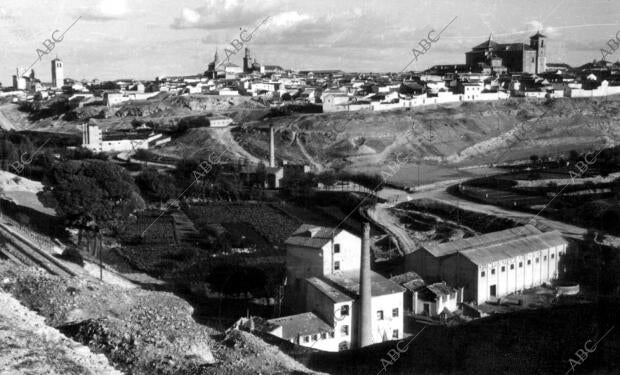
[269,124,275,168]
[358,222,372,348]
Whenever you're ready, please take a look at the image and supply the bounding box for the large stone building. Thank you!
[465,32,547,74]
[280,223,404,351]
[404,225,568,304]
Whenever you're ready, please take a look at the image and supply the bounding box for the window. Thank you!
[481,271,486,277]
[501,266,505,272]
[377,310,384,320]
[312,334,318,341]
[536,257,539,263]
[491,268,496,275]
[510,264,515,270]
[392,329,399,339]
[392,308,399,317]
[551,253,555,259]
[321,332,327,339]
[340,305,349,316]
[329,332,335,338]
[519,261,523,268]
[341,325,349,336]
[442,295,447,302]
[303,336,309,343]
[531,57,535,63]
[334,244,340,253]
[334,261,340,271]
[527,259,531,265]
[544,255,547,261]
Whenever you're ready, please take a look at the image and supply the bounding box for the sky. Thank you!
[1,0,620,83]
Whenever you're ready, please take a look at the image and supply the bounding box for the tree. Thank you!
[135,168,179,202]
[529,154,539,165]
[41,159,144,234]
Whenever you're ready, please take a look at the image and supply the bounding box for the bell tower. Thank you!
[530,31,546,75]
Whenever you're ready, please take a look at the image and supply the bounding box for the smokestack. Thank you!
[358,222,372,348]
[269,124,275,168]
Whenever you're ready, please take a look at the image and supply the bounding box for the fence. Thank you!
[0,209,57,253]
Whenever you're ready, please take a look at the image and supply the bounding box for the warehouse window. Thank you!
[527,260,531,265]
[341,325,349,336]
[519,262,523,268]
[481,271,486,277]
[303,336,309,343]
[491,268,496,275]
[510,264,515,270]
[377,310,384,320]
[312,334,318,341]
[536,257,539,263]
[334,244,340,253]
[501,266,505,272]
[392,308,399,317]
[329,332,335,338]
[551,253,555,259]
[341,305,349,316]
[544,255,547,261]
[321,332,327,339]
[334,261,340,271]
[392,329,399,339]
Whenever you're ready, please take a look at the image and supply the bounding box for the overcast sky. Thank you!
[1,0,620,83]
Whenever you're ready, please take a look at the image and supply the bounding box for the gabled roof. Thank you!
[531,31,546,39]
[284,224,344,249]
[422,225,543,258]
[459,230,567,266]
[267,312,333,339]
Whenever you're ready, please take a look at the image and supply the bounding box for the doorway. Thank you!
[490,285,497,297]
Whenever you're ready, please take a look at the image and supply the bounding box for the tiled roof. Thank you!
[389,272,425,292]
[284,224,343,249]
[460,230,567,266]
[324,270,406,298]
[306,277,353,303]
[422,225,542,257]
[267,312,333,340]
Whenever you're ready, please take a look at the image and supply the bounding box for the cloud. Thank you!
[79,0,130,21]
[171,0,279,30]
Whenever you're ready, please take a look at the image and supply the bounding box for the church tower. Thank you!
[51,57,64,89]
[530,31,546,75]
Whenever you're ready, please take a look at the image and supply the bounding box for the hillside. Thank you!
[4,96,620,186]
[0,262,321,375]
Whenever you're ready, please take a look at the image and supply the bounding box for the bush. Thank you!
[58,247,84,266]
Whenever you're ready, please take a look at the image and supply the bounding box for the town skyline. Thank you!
[2,0,620,83]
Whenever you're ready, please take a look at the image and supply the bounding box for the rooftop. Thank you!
[459,230,567,266]
[422,225,543,258]
[306,277,353,303]
[324,270,406,298]
[389,271,425,292]
[284,224,345,249]
[267,312,333,340]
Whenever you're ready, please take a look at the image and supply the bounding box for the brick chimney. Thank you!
[358,222,372,347]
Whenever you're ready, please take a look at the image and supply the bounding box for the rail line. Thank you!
[0,222,78,278]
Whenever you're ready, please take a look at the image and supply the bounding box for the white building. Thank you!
[51,58,64,89]
[267,312,338,351]
[208,115,234,127]
[405,225,568,304]
[412,282,461,318]
[282,224,405,351]
[82,124,170,152]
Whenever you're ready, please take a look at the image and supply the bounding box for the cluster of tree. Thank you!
[135,168,178,202]
[41,159,145,242]
[559,231,620,295]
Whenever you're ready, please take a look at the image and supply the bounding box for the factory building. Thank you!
[404,225,568,304]
[277,223,405,351]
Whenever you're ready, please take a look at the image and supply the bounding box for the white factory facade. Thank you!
[274,223,404,351]
[82,123,170,153]
[404,225,568,304]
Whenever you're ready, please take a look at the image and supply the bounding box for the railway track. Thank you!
[0,222,78,278]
